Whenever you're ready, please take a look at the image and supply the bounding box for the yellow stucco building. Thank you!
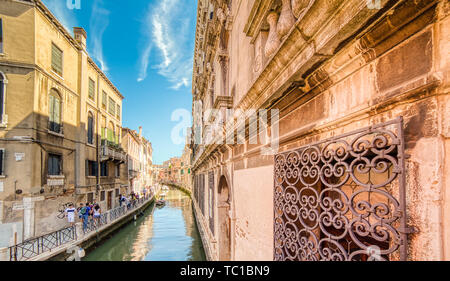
[0,0,126,247]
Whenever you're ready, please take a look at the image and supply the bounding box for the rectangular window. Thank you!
[100,191,105,201]
[0,18,4,53]
[51,43,63,76]
[87,193,94,204]
[87,115,94,144]
[48,154,62,176]
[86,160,98,177]
[100,161,108,177]
[181,169,184,175]
[116,105,121,120]
[0,149,4,176]
[115,189,119,197]
[115,164,120,178]
[108,97,116,115]
[188,168,190,174]
[88,78,95,100]
[102,91,107,109]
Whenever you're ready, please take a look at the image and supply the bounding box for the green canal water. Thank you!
[83,188,206,261]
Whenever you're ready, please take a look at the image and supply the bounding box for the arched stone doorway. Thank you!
[218,175,231,261]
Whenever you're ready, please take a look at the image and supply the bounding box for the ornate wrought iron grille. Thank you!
[274,118,410,261]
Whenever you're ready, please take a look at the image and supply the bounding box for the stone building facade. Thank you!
[180,141,193,191]
[121,126,153,196]
[191,0,450,260]
[0,0,126,247]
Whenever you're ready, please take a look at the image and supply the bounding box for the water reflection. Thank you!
[83,188,206,261]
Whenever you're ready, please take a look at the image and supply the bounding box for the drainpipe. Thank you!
[96,74,100,196]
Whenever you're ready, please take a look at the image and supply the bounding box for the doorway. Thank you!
[107,191,113,210]
[218,176,231,261]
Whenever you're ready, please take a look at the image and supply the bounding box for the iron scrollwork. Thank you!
[274,117,410,261]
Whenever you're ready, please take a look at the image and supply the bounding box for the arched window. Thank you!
[49,89,62,133]
[87,112,94,144]
[107,121,115,144]
[0,72,5,123]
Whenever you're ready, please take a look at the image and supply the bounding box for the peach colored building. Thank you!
[191,0,450,261]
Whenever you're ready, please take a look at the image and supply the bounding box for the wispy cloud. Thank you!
[42,0,78,34]
[88,0,110,72]
[137,0,196,89]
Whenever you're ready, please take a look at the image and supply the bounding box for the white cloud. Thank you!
[88,0,110,72]
[42,0,78,34]
[137,0,196,89]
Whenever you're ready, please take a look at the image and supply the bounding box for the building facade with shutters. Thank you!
[191,0,450,261]
[121,126,154,196]
[0,0,126,247]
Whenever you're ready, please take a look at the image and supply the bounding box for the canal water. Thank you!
[83,188,206,261]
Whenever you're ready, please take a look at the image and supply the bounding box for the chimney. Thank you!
[73,27,87,49]
[139,126,143,138]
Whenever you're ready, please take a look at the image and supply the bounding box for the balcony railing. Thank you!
[48,121,63,135]
[8,194,152,261]
[8,226,76,261]
[101,140,126,162]
[128,169,139,178]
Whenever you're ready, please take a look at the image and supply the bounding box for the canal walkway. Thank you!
[2,194,155,261]
[83,188,206,261]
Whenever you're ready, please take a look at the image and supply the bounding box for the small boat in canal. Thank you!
[156,199,166,207]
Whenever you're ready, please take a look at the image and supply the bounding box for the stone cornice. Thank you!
[213,95,233,109]
[236,0,391,113]
[30,0,125,100]
[244,0,275,41]
[192,0,400,169]
[87,57,124,100]
[33,0,81,51]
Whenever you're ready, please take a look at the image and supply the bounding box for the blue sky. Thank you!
[42,0,197,164]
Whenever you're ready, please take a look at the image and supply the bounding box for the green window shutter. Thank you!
[108,97,115,115]
[102,92,107,108]
[117,105,120,120]
[54,97,60,124]
[49,95,55,123]
[88,79,95,100]
[51,44,63,75]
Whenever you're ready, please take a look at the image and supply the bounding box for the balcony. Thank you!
[100,140,126,163]
[128,169,139,179]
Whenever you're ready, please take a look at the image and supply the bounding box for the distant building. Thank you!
[121,126,153,195]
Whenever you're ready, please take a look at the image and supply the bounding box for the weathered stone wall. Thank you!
[192,0,449,261]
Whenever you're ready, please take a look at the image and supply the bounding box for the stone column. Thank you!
[22,197,35,240]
